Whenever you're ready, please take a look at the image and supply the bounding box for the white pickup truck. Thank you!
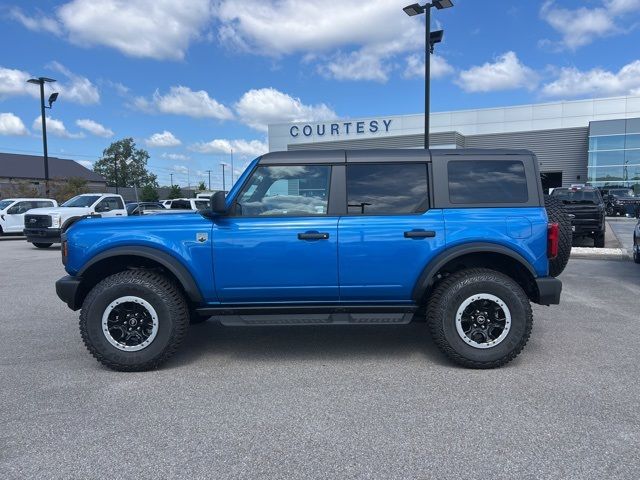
[23,193,127,248]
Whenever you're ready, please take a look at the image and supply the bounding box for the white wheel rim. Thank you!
[101,296,159,352]
[455,293,511,349]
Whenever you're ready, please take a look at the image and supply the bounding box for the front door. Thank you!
[5,201,32,232]
[213,163,339,303]
[338,159,446,302]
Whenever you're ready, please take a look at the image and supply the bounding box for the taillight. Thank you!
[547,223,559,259]
[61,238,68,265]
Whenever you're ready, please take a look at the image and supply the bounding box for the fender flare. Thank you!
[411,242,537,302]
[78,246,204,303]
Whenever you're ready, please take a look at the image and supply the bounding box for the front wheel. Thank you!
[33,242,53,248]
[79,270,190,371]
[427,268,533,369]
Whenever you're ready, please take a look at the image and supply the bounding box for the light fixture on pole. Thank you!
[403,0,453,149]
[27,77,58,196]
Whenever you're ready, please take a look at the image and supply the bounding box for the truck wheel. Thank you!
[544,196,572,277]
[79,270,189,371]
[427,268,533,369]
[593,232,605,248]
[33,242,53,248]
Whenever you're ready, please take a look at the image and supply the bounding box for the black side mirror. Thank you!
[211,191,227,215]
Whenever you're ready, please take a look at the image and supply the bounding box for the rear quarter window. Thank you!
[448,160,528,204]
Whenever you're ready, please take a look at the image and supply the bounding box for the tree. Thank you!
[93,138,158,188]
[197,181,206,191]
[140,185,159,202]
[168,185,182,199]
[52,177,89,203]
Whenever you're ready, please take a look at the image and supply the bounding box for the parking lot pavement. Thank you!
[608,218,637,254]
[1,240,639,480]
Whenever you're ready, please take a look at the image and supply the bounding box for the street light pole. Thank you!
[403,0,453,150]
[221,163,226,192]
[170,173,174,187]
[27,77,57,196]
[230,148,234,187]
[114,153,119,194]
[206,170,212,190]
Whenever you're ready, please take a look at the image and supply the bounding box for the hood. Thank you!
[25,206,91,217]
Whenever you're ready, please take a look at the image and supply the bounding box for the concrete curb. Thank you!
[570,247,629,261]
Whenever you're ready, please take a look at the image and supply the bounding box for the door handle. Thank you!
[298,231,330,240]
[404,230,436,239]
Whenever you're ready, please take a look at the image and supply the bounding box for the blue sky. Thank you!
[1,0,640,188]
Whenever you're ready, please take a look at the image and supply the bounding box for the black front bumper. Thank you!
[24,228,62,243]
[56,275,83,310]
[536,277,562,305]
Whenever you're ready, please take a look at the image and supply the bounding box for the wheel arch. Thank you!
[73,246,204,310]
[413,243,540,305]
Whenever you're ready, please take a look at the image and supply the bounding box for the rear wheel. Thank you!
[545,196,572,277]
[593,232,605,248]
[634,236,640,264]
[33,242,53,248]
[427,268,533,369]
[79,270,189,371]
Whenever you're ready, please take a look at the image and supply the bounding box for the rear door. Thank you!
[95,197,126,217]
[213,160,341,303]
[338,152,446,302]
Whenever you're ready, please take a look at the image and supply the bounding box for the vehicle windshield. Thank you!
[0,200,14,210]
[609,189,634,197]
[61,195,101,207]
[551,189,599,204]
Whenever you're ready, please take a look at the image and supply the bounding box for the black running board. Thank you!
[195,305,416,326]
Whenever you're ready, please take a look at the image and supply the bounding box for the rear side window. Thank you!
[171,200,191,210]
[346,163,429,215]
[448,160,528,204]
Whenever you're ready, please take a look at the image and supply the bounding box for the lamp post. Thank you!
[403,0,453,149]
[221,163,226,192]
[206,170,212,190]
[27,77,58,196]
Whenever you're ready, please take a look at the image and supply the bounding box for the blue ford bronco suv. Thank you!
[56,149,570,371]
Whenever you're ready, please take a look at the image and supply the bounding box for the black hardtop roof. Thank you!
[259,148,534,165]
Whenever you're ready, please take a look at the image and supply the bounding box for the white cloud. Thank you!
[32,116,84,139]
[540,0,640,50]
[0,113,28,136]
[9,7,62,35]
[542,60,640,98]
[235,88,336,132]
[173,165,189,175]
[0,67,37,98]
[136,86,233,120]
[12,0,213,61]
[162,153,190,161]
[215,0,442,82]
[456,52,538,93]
[190,138,268,157]
[76,160,93,169]
[404,54,455,79]
[146,130,182,147]
[47,61,100,105]
[0,64,99,105]
[76,119,113,137]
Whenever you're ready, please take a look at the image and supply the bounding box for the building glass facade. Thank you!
[588,118,640,193]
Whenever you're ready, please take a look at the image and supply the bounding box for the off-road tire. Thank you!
[33,242,53,248]
[545,195,572,277]
[427,268,533,369]
[190,310,208,324]
[593,232,605,248]
[79,270,189,371]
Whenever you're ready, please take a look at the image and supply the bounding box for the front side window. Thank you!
[346,163,429,215]
[448,160,528,204]
[236,165,331,216]
[97,197,124,211]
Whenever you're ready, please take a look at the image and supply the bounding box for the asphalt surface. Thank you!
[1,239,639,480]
[608,218,637,255]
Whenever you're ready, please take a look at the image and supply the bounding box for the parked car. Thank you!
[0,198,57,235]
[56,149,568,371]
[602,188,640,217]
[550,186,606,247]
[163,198,210,210]
[126,202,166,216]
[23,193,127,248]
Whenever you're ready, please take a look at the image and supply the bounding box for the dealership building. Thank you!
[268,94,640,192]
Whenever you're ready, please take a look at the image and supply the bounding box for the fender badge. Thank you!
[197,233,208,243]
